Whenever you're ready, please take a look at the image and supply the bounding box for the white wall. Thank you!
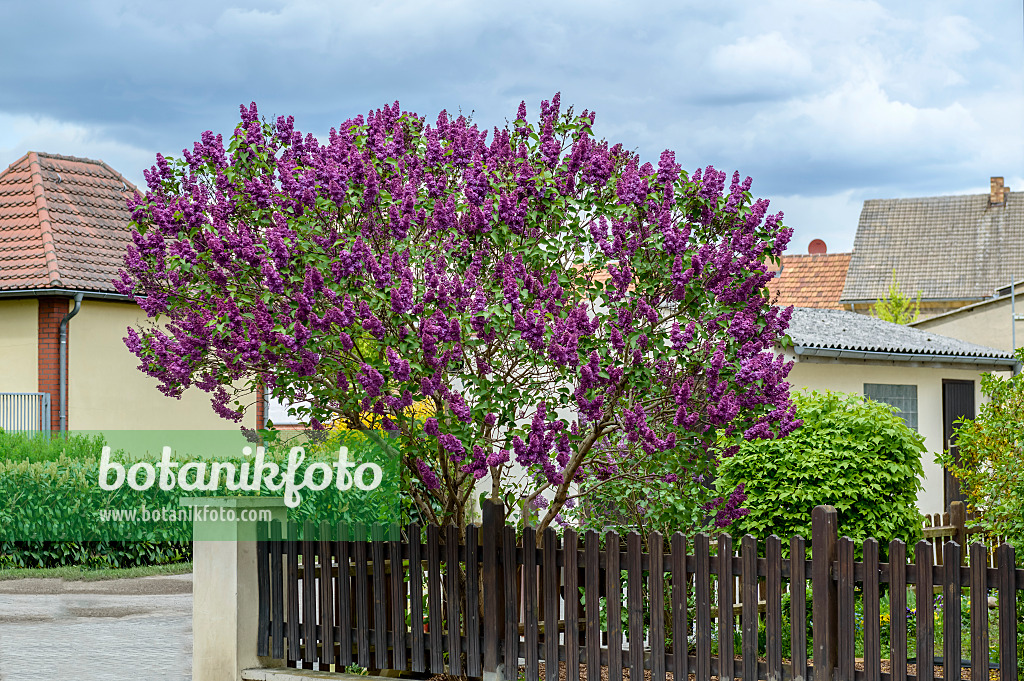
[785,355,1002,515]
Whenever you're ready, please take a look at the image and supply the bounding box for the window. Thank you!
[864,383,918,430]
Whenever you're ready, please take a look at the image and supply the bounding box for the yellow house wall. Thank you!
[0,298,38,393]
[785,358,999,516]
[913,295,1021,354]
[68,300,259,431]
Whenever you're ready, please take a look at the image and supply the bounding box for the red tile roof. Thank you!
[0,152,138,292]
[766,252,852,309]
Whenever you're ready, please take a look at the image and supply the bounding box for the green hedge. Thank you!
[0,430,399,568]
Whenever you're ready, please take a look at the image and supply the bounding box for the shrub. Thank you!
[118,97,798,531]
[716,390,925,557]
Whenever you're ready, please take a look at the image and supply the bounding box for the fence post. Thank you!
[949,501,966,565]
[182,496,288,681]
[482,499,506,681]
[811,506,838,679]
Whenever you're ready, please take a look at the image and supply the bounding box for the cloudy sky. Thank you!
[1,0,1020,252]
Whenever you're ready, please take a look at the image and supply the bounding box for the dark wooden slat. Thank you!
[372,524,389,670]
[765,536,782,681]
[942,541,961,681]
[627,532,643,681]
[504,524,520,680]
[837,538,855,681]
[426,525,443,673]
[564,528,581,681]
[543,528,559,681]
[390,524,407,671]
[889,539,907,681]
[862,539,880,681]
[585,530,601,681]
[695,534,712,681]
[287,521,301,664]
[914,541,934,681]
[467,525,482,677]
[336,523,353,667]
[718,534,735,681]
[482,502,502,680]
[649,532,666,681]
[968,543,988,681]
[271,520,285,660]
[790,536,807,681]
[354,523,371,669]
[741,535,758,681]
[606,531,623,681]
[811,508,838,681]
[302,521,317,665]
[257,522,270,658]
[408,523,425,673]
[523,527,539,681]
[997,543,1018,681]
[446,524,463,677]
[319,521,336,666]
[671,533,688,681]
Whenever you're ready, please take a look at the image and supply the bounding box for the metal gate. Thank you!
[0,392,51,433]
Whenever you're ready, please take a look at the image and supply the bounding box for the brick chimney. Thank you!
[990,176,1008,205]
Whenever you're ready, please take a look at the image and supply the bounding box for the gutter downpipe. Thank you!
[58,293,84,433]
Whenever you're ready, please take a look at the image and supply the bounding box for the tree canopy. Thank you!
[117,96,798,530]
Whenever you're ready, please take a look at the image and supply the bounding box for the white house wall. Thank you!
[785,356,1002,515]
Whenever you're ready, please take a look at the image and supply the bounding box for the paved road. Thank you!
[0,574,192,681]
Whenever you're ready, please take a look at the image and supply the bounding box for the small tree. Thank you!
[941,353,1024,553]
[117,96,798,531]
[717,389,924,556]
[871,272,922,324]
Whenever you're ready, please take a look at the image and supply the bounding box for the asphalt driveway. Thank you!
[0,574,192,681]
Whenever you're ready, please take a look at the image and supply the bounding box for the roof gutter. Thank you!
[0,288,137,302]
[58,293,84,433]
[794,345,1021,371]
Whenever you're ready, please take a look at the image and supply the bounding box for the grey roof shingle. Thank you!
[840,190,1024,303]
[787,307,1014,359]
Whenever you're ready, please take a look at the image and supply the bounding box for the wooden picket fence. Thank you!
[921,501,1004,569]
[256,504,1023,681]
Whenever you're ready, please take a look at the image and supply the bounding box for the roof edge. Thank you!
[26,152,62,287]
[910,284,1024,327]
[793,344,1017,365]
[0,288,137,302]
[839,296,987,305]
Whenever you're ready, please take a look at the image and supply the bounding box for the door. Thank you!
[942,380,975,508]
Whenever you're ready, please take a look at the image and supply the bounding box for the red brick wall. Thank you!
[37,298,69,431]
[255,383,266,431]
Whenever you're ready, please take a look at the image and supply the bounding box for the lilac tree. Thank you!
[117,96,798,531]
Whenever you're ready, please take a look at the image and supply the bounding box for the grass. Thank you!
[0,561,192,581]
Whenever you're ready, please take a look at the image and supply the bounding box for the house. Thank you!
[766,239,851,309]
[840,177,1024,318]
[783,306,1019,514]
[0,152,263,433]
[910,279,1024,354]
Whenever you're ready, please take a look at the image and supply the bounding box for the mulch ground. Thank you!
[422,658,996,681]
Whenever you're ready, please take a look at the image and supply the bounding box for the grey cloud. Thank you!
[0,0,1020,234]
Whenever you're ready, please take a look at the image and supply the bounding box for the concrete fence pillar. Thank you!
[181,497,288,681]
